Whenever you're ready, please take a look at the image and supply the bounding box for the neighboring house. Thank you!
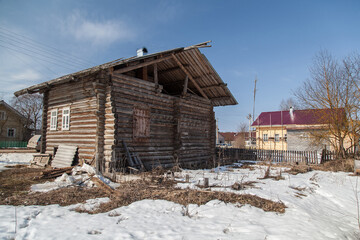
[218,132,238,147]
[243,131,257,149]
[251,108,339,152]
[15,42,237,173]
[217,132,225,144]
[218,131,256,148]
[0,100,29,142]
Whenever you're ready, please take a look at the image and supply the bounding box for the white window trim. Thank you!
[263,134,268,142]
[62,107,70,131]
[0,111,6,120]
[50,109,58,130]
[275,134,280,142]
[7,128,16,137]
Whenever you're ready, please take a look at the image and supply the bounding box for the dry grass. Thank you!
[0,166,108,206]
[0,167,47,201]
[230,163,256,171]
[313,159,354,172]
[85,179,286,214]
[231,181,258,190]
[258,164,285,181]
[3,187,108,206]
[0,167,286,214]
[286,159,354,175]
[285,165,312,175]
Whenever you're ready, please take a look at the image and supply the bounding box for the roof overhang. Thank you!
[14,41,237,107]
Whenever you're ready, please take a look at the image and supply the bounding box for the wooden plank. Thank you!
[154,63,158,88]
[115,55,172,74]
[171,53,208,100]
[182,75,189,96]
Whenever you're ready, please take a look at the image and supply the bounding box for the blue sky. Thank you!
[0,0,359,131]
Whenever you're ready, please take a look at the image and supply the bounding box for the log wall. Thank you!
[43,70,216,171]
[109,72,215,170]
[44,74,102,163]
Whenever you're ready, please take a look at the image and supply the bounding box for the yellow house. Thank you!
[251,108,332,151]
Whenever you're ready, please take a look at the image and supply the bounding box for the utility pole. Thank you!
[252,77,257,123]
[247,114,252,148]
[251,77,257,148]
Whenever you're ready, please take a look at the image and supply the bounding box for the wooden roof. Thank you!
[14,41,237,106]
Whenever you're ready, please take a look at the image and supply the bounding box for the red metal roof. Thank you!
[251,108,344,127]
[218,132,238,141]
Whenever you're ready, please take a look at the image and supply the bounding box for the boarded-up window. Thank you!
[133,107,150,141]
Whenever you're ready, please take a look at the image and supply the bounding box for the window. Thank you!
[275,134,280,142]
[62,107,70,130]
[0,111,5,120]
[50,109,58,130]
[7,128,15,137]
[133,107,150,141]
[284,134,287,142]
[263,134,268,142]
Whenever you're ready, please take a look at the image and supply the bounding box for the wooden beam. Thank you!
[182,75,189,97]
[171,54,208,100]
[154,63,158,87]
[142,66,148,81]
[116,55,172,74]
[202,83,227,91]
[158,64,189,75]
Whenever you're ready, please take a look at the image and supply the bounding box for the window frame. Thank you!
[263,133,268,142]
[50,109,58,131]
[7,128,15,138]
[0,111,6,120]
[275,134,280,142]
[62,107,70,131]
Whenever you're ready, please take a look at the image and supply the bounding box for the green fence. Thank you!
[0,141,27,148]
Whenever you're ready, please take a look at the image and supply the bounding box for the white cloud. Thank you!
[10,69,42,81]
[62,11,135,45]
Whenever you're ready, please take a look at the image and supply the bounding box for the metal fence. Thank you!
[0,141,27,148]
[216,148,337,164]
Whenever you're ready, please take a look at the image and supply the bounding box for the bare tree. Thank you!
[295,50,360,158]
[279,97,301,111]
[11,93,43,131]
[237,122,249,133]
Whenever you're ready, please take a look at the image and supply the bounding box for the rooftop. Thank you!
[251,108,344,127]
[14,41,237,107]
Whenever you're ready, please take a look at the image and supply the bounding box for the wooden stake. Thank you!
[204,177,209,188]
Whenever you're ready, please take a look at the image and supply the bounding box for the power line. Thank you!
[5,46,58,77]
[0,26,95,67]
[0,31,89,69]
[0,43,79,72]
[0,39,85,71]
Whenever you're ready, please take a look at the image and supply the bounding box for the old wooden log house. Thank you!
[14,41,237,173]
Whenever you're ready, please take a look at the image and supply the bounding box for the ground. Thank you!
[0,154,359,240]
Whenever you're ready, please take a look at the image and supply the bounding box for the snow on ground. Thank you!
[1,163,360,239]
[0,153,33,171]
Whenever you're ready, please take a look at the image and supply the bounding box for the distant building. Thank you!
[0,100,29,142]
[251,108,339,151]
[218,132,238,147]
